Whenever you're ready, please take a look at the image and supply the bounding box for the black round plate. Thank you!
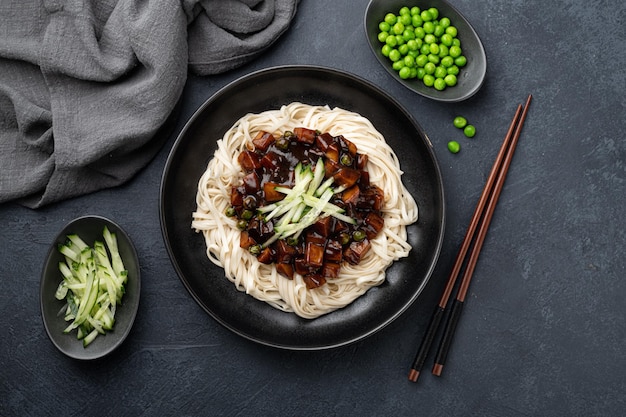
[160,65,445,350]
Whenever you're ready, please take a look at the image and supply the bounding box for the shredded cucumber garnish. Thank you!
[55,226,127,347]
[261,158,356,245]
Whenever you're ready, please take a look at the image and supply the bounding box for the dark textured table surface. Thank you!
[2,1,625,415]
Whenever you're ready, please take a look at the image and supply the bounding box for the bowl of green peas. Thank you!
[364,0,486,102]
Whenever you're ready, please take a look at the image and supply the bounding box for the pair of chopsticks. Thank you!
[408,94,533,382]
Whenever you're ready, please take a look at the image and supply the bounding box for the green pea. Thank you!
[399,66,411,79]
[399,14,412,26]
[434,66,447,78]
[453,116,467,129]
[420,43,431,55]
[249,244,261,256]
[441,33,453,47]
[424,62,436,74]
[352,230,366,242]
[439,17,451,29]
[225,206,236,217]
[452,38,461,47]
[434,25,445,37]
[389,49,401,62]
[447,65,460,75]
[427,54,440,64]
[444,74,457,86]
[416,67,426,79]
[410,6,420,15]
[384,13,397,25]
[276,135,290,150]
[455,55,467,67]
[423,21,435,34]
[381,44,392,57]
[447,140,460,154]
[429,43,440,55]
[415,54,429,67]
[407,39,419,51]
[423,74,435,87]
[464,125,476,138]
[445,26,458,37]
[420,10,433,22]
[393,22,404,35]
[392,60,404,71]
[404,55,415,67]
[398,43,409,55]
[438,45,449,58]
[414,27,425,39]
[379,22,391,32]
[403,29,415,41]
[385,35,397,47]
[378,31,389,43]
[434,77,446,90]
[424,33,436,44]
[399,6,410,16]
[236,219,248,230]
[412,15,423,28]
[428,8,439,20]
[441,55,454,67]
[449,45,462,58]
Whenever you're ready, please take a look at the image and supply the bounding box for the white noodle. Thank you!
[192,103,418,319]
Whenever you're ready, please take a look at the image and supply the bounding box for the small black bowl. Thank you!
[364,0,487,102]
[40,215,140,360]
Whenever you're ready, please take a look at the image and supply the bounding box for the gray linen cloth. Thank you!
[0,0,298,208]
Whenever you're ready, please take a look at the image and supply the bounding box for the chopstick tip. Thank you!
[432,363,443,377]
[408,369,420,382]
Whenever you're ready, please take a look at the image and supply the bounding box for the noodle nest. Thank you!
[192,103,418,319]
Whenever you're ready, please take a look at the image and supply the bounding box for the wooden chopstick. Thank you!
[408,94,532,382]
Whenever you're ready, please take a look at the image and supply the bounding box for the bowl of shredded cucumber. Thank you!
[40,215,141,360]
[364,0,487,102]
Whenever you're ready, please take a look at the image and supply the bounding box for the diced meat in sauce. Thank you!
[228,128,385,288]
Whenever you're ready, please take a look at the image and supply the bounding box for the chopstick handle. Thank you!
[408,305,445,382]
[432,299,464,376]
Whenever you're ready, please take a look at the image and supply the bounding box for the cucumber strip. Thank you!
[314,177,335,197]
[58,244,79,263]
[103,226,125,276]
[306,158,325,195]
[55,281,68,300]
[87,316,105,335]
[101,309,114,330]
[264,195,303,222]
[301,193,345,214]
[291,202,307,223]
[67,234,89,251]
[82,329,99,347]
[257,203,278,213]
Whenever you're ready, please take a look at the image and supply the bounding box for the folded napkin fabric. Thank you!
[0,0,298,208]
